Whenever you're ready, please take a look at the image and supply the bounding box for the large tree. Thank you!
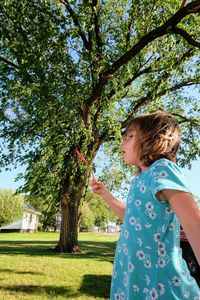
[0,0,200,252]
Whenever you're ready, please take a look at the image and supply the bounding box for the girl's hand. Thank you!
[91,179,108,197]
[91,178,125,221]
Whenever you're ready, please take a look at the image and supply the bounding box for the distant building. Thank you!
[106,221,121,233]
[0,203,41,233]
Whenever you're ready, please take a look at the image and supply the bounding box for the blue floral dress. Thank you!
[110,158,200,300]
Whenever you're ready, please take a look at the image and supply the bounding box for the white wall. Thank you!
[21,211,37,231]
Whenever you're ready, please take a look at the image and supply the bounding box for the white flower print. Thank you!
[135,223,142,231]
[123,244,128,256]
[128,262,135,272]
[153,173,160,182]
[181,270,186,277]
[143,288,159,300]
[137,181,142,187]
[165,206,172,215]
[145,223,152,228]
[129,216,136,225]
[135,199,142,207]
[144,259,152,269]
[114,293,121,300]
[169,222,174,230]
[172,276,181,286]
[153,233,161,243]
[160,160,168,166]
[124,229,129,239]
[143,287,149,294]
[136,250,145,261]
[159,170,168,178]
[149,211,156,219]
[158,257,167,268]
[123,271,128,287]
[127,208,131,215]
[128,195,132,203]
[183,291,190,299]
[161,225,167,233]
[140,184,146,193]
[158,248,166,257]
[137,237,143,246]
[146,202,154,211]
[158,283,165,295]
[114,291,125,300]
[149,288,159,300]
[158,242,165,250]
[117,245,122,253]
[145,275,150,285]
[113,271,117,278]
[175,230,180,237]
[132,285,140,292]
[121,292,125,300]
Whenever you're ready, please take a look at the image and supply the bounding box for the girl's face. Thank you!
[121,129,141,167]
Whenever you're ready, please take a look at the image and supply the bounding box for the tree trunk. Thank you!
[54,174,86,253]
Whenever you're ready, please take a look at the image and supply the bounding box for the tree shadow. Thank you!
[79,274,111,298]
[0,284,75,297]
[0,268,43,275]
[0,239,116,263]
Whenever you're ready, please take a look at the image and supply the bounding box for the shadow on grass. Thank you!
[0,239,116,263]
[0,284,74,297]
[79,274,111,298]
[0,268,43,275]
[0,275,111,299]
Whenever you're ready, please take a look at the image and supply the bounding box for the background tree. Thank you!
[0,0,200,252]
[79,190,118,231]
[0,188,23,228]
[79,200,95,231]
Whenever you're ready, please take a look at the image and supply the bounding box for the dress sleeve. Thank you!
[149,159,191,200]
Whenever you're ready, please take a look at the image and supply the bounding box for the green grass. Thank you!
[0,232,118,299]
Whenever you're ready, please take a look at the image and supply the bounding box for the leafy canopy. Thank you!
[0,0,200,203]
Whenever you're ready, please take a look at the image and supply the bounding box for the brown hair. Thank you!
[125,111,180,167]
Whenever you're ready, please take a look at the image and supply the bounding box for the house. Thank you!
[0,203,41,233]
[106,221,121,233]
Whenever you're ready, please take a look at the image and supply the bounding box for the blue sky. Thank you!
[0,158,199,198]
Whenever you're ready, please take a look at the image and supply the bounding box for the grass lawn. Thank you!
[0,232,118,300]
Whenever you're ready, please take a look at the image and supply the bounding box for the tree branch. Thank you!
[59,0,91,51]
[171,26,200,48]
[93,46,194,126]
[0,56,19,69]
[173,112,200,126]
[109,1,200,74]
[121,79,200,128]
[91,0,103,58]
[82,0,200,124]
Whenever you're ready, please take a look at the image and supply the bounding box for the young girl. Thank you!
[92,111,200,300]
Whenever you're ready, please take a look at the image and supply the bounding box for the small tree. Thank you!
[80,191,119,230]
[79,201,95,231]
[0,188,23,227]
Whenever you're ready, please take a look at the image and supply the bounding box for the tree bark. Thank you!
[54,174,86,253]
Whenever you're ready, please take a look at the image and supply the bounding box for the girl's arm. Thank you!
[158,189,200,265]
[91,179,125,221]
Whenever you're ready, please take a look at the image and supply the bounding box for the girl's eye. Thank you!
[123,134,133,141]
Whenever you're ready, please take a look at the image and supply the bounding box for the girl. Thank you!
[92,111,200,300]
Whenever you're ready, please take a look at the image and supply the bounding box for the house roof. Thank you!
[23,203,41,215]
